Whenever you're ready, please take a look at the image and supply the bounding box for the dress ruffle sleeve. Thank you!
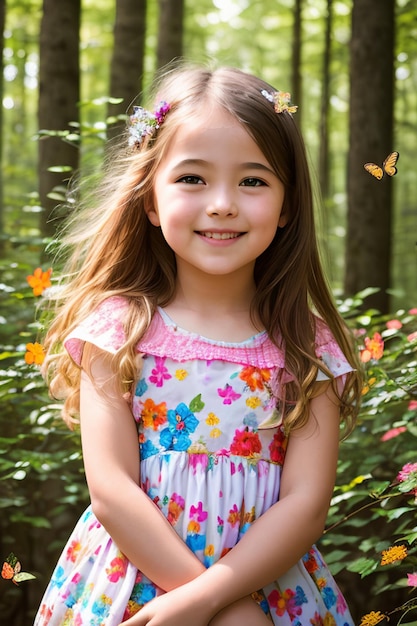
[315,317,355,382]
[64,296,129,366]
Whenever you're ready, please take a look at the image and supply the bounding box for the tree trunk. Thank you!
[107,0,147,142]
[0,0,5,257]
[156,0,184,70]
[38,0,80,243]
[344,0,395,313]
[291,0,302,125]
[318,0,332,204]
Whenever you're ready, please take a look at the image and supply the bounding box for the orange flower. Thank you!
[380,544,408,566]
[359,611,386,626]
[360,332,384,362]
[26,267,52,296]
[25,342,45,365]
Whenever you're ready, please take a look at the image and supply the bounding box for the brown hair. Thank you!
[43,65,362,434]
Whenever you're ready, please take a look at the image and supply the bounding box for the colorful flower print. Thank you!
[106,553,128,582]
[175,368,188,380]
[269,428,287,465]
[141,398,167,430]
[268,585,307,619]
[190,501,208,522]
[135,377,148,397]
[140,439,159,460]
[322,586,337,609]
[239,366,271,391]
[66,540,81,564]
[159,402,199,451]
[217,383,241,404]
[227,504,241,527]
[230,427,262,457]
[91,594,112,621]
[149,356,172,387]
[302,549,320,574]
[167,493,185,525]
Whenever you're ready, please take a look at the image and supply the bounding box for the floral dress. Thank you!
[35,297,354,626]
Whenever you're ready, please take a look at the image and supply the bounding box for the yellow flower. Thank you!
[210,428,222,438]
[380,544,408,566]
[26,267,52,296]
[246,396,262,409]
[206,412,220,425]
[204,544,215,556]
[175,369,188,380]
[359,611,386,626]
[25,342,45,365]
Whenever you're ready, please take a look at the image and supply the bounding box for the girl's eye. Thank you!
[240,177,266,187]
[176,175,203,184]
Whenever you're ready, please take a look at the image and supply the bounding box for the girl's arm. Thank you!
[79,344,205,590]
[80,346,267,625]
[126,383,341,625]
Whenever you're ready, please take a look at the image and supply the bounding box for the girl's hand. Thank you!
[120,592,271,626]
[119,586,210,626]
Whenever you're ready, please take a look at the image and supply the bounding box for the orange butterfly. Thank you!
[364,151,399,180]
[1,552,36,585]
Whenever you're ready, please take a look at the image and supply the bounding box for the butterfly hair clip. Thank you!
[261,89,298,114]
[1,552,36,585]
[364,151,399,180]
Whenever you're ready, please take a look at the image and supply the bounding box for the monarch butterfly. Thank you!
[364,151,399,180]
[1,552,36,585]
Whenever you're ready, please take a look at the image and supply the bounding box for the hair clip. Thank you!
[261,89,298,114]
[128,100,171,148]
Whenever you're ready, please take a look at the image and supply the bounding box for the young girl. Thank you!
[35,65,362,626]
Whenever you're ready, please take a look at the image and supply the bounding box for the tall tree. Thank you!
[344,0,395,312]
[156,0,184,70]
[107,0,147,141]
[0,0,5,257]
[38,0,80,242]
[318,0,333,204]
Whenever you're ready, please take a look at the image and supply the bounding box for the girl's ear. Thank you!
[278,213,288,228]
[144,199,160,227]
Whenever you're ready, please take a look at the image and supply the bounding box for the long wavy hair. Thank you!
[43,64,362,434]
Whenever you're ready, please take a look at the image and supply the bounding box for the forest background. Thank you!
[0,0,416,624]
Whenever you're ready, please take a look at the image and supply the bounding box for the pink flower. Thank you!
[380,426,407,441]
[408,400,417,411]
[407,572,417,587]
[386,319,402,330]
[397,462,417,483]
[189,501,208,522]
[149,356,171,387]
[407,331,417,342]
[408,308,417,315]
[217,384,241,405]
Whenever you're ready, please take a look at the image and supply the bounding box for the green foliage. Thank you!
[322,293,417,624]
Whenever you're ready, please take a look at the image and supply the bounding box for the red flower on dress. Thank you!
[269,428,287,465]
[230,428,262,457]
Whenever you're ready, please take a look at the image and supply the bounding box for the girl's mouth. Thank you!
[197,231,242,240]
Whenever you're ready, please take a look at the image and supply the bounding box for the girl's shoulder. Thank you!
[64,296,130,365]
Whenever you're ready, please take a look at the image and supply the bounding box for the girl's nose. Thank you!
[206,187,238,217]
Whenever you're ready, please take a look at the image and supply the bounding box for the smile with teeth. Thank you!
[198,231,242,240]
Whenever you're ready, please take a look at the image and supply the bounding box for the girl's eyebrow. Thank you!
[171,159,276,176]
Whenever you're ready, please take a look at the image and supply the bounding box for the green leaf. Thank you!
[189,394,205,412]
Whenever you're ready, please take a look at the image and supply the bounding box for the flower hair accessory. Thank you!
[128,100,171,148]
[261,89,298,114]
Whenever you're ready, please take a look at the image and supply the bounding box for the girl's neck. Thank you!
[163,269,262,342]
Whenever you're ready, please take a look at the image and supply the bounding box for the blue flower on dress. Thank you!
[132,582,157,605]
[159,403,199,452]
[322,585,337,609]
[186,532,206,552]
[135,377,148,397]
[140,439,159,460]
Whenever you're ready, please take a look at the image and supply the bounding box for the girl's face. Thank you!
[147,105,286,287]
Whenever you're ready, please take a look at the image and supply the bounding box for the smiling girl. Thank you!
[34,65,362,626]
